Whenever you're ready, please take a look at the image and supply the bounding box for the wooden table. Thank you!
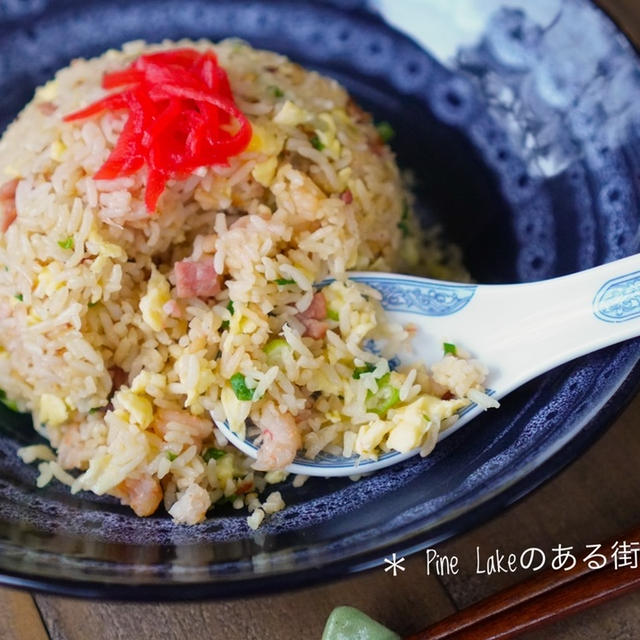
[3,1,640,638]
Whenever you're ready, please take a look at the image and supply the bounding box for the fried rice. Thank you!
[0,39,492,527]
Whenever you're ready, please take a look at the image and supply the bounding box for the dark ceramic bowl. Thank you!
[1,0,640,599]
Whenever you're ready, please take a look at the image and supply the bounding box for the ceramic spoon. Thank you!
[213,253,640,477]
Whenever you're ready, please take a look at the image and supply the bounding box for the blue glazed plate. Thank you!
[1,0,640,598]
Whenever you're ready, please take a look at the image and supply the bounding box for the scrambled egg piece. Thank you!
[130,371,167,395]
[50,140,66,161]
[354,419,393,457]
[139,267,171,332]
[355,394,469,457]
[117,389,153,429]
[274,100,311,127]
[229,306,268,337]
[314,113,341,158]
[36,266,64,296]
[220,386,251,437]
[39,394,68,427]
[265,470,287,484]
[252,157,278,187]
[73,454,113,495]
[175,354,217,410]
[215,451,235,486]
[247,123,285,187]
[247,122,285,155]
[87,229,126,260]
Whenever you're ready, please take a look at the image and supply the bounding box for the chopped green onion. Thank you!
[220,319,230,331]
[230,373,254,401]
[365,373,400,416]
[397,220,410,237]
[275,278,296,286]
[0,389,19,412]
[263,338,291,365]
[14,293,23,302]
[310,135,325,151]
[166,451,178,462]
[58,237,74,250]
[218,493,238,505]
[88,407,101,414]
[88,300,99,308]
[327,308,339,321]
[203,447,226,462]
[376,121,395,143]
[226,300,235,315]
[353,363,376,379]
[401,200,409,220]
[443,342,457,356]
[268,85,284,98]
[3,265,8,271]
[423,414,431,422]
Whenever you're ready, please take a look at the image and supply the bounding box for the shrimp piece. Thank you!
[168,484,211,525]
[114,474,163,517]
[229,215,251,230]
[253,403,302,471]
[57,421,90,470]
[152,409,212,444]
[0,178,18,233]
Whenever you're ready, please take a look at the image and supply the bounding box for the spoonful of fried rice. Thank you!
[214,253,640,477]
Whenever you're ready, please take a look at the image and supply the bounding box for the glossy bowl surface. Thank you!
[1,0,640,598]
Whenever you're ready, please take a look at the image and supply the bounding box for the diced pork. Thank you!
[340,189,353,204]
[37,101,57,115]
[296,291,328,339]
[300,291,326,321]
[108,366,128,395]
[299,317,328,339]
[175,259,221,298]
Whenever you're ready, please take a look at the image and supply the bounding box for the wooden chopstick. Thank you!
[406,525,640,640]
